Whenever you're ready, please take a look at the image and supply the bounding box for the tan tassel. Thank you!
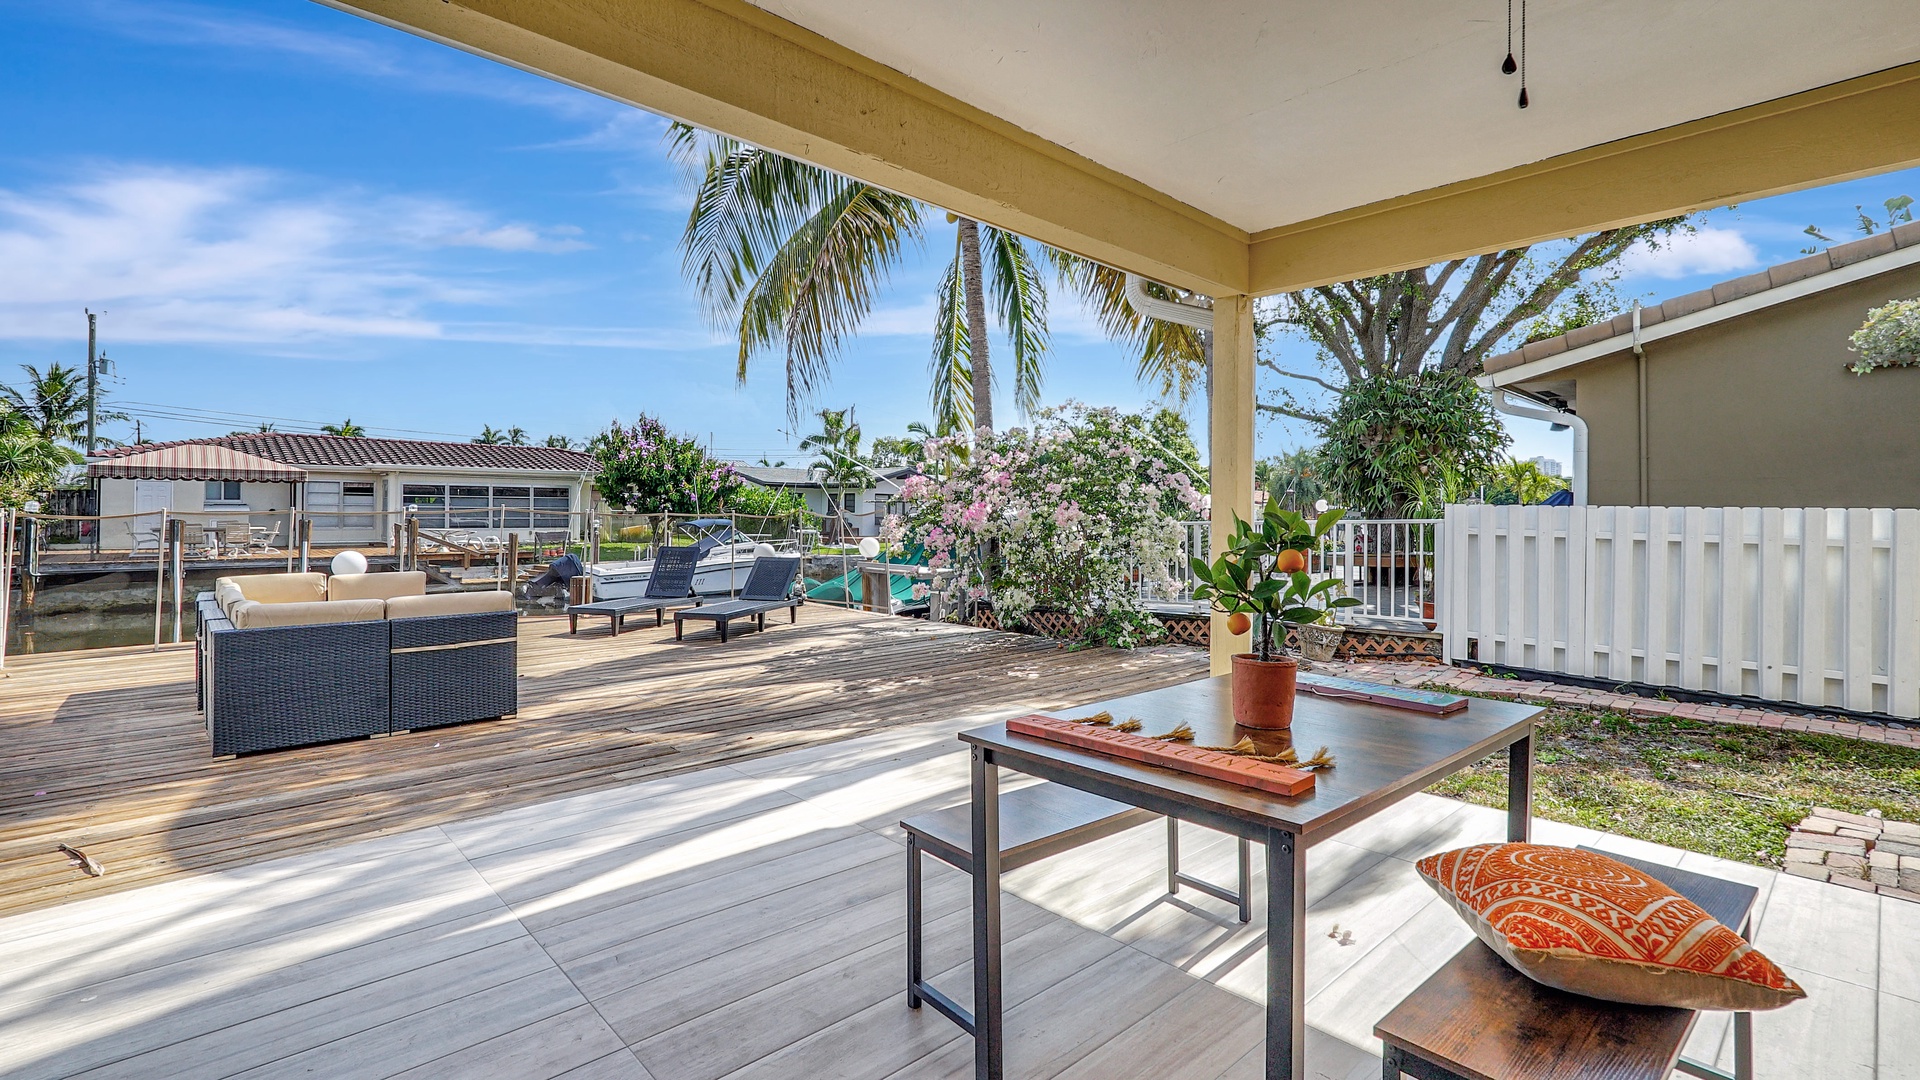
[1152,723,1195,742]
[1298,746,1337,769]
[1071,711,1115,726]
[1112,718,1143,733]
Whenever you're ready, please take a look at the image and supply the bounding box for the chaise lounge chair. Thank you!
[567,545,704,635]
[674,554,803,642]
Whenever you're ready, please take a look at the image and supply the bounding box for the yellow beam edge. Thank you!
[1207,294,1255,678]
[1249,61,1920,295]
[321,0,1251,296]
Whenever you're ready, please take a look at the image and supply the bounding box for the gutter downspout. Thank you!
[1124,274,1214,331]
[1632,300,1650,504]
[1488,386,1589,506]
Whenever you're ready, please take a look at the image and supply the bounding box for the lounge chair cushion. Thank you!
[232,572,329,606]
[1417,843,1804,1012]
[386,591,517,619]
[328,571,428,602]
[228,598,387,629]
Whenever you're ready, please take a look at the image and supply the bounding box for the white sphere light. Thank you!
[752,542,776,558]
[857,536,882,559]
[1315,498,1331,514]
[331,550,369,576]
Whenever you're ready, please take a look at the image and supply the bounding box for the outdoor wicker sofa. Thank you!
[195,571,518,756]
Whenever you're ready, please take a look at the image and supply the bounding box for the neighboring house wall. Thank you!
[1557,265,1920,508]
[95,479,299,550]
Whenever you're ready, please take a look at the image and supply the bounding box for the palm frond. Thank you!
[731,182,923,416]
[929,236,973,435]
[982,226,1049,418]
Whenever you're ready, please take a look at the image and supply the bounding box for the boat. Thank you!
[586,519,790,600]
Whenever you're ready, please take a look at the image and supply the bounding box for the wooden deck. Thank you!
[0,700,1901,1079]
[0,606,1205,920]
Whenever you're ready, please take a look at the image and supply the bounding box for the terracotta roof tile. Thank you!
[99,434,597,473]
[1711,270,1773,304]
[1768,252,1834,288]
[1830,232,1896,267]
[1519,335,1569,362]
[1661,288,1718,319]
[1564,321,1616,349]
[1892,220,1920,249]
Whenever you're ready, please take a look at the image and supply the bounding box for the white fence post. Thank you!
[1446,503,1919,719]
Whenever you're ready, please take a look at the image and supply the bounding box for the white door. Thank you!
[132,481,172,550]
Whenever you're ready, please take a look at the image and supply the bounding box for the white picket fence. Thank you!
[1442,505,1920,719]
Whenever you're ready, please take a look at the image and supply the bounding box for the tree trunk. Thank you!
[956,218,993,433]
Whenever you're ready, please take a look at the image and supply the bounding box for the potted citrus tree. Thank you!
[1192,506,1359,728]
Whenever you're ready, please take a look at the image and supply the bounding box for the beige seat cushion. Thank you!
[213,579,248,618]
[233,573,329,606]
[385,591,517,619]
[328,571,428,602]
[228,598,387,629]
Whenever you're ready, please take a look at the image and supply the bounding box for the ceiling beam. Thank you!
[1248,61,1920,295]
[321,0,1251,295]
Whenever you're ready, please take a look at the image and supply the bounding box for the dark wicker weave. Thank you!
[390,610,518,731]
[205,618,392,756]
[674,555,804,643]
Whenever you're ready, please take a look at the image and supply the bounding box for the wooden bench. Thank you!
[566,596,699,635]
[1376,847,1759,1080]
[901,781,1251,1034]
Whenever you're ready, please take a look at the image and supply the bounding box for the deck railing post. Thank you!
[170,517,185,644]
[298,516,312,574]
[505,533,519,594]
[0,508,11,674]
[152,510,169,651]
[406,515,420,573]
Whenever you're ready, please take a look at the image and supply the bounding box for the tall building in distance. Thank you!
[1526,456,1565,478]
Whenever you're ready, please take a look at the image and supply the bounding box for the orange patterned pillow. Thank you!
[1416,844,1804,1011]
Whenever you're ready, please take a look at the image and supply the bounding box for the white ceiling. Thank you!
[746,0,1920,233]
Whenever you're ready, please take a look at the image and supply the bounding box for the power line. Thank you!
[114,400,470,440]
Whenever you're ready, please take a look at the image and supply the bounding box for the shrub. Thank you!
[1848,297,1920,375]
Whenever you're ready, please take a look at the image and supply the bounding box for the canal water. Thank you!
[3,572,567,655]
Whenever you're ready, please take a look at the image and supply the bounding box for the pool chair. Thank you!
[566,545,704,635]
[674,554,803,642]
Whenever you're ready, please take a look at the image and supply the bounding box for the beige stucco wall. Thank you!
[1546,265,1920,508]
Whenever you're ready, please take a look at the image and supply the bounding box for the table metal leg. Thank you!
[1266,828,1307,1080]
[1507,733,1534,843]
[971,746,1003,1080]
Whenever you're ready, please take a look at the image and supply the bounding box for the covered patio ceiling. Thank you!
[326,0,1920,295]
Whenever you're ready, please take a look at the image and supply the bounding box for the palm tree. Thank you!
[1,363,98,446]
[544,434,575,450]
[798,407,865,527]
[321,419,366,437]
[506,427,530,446]
[473,425,507,445]
[671,124,1051,436]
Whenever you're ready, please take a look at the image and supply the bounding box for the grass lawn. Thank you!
[1428,703,1920,869]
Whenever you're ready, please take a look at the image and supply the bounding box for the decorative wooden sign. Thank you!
[1295,672,1469,715]
[1006,715,1316,797]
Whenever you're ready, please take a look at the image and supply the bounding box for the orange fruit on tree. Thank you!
[1225,612,1251,636]
[1274,548,1308,574]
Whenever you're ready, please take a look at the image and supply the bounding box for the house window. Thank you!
[340,482,376,530]
[449,485,491,528]
[205,481,244,504]
[404,484,448,530]
[533,486,571,531]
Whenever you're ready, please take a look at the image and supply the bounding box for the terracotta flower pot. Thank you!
[1231,653,1298,729]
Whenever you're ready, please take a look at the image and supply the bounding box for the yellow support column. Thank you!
[1209,294,1256,676]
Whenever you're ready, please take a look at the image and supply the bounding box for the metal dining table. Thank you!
[959,674,1544,1080]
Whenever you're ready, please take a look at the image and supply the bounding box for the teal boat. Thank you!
[806,546,929,610]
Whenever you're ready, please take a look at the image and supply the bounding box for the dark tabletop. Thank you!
[961,674,1542,840]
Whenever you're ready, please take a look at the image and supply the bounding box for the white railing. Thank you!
[1326,518,1441,624]
[1135,520,1210,608]
[1442,505,1920,719]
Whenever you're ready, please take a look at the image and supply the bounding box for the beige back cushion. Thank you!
[385,591,517,619]
[214,579,248,617]
[234,573,328,605]
[328,571,428,602]
[228,598,386,629]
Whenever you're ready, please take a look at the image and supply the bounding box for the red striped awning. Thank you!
[88,445,309,483]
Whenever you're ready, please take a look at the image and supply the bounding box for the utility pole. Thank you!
[85,310,98,455]
[133,418,144,445]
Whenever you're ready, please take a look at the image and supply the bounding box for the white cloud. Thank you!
[1618,226,1760,280]
[859,298,940,337]
[0,165,620,347]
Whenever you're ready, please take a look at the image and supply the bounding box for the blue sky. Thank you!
[2,0,1916,471]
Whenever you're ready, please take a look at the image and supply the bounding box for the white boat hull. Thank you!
[588,550,763,601]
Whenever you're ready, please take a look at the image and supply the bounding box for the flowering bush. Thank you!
[1848,297,1920,375]
[896,403,1207,648]
[589,414,741,513]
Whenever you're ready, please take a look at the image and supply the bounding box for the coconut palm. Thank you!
[1,363,104,447]
[321,419,366,437]
[799,407,865,520]
[671,124,1052,436]
[473,425,507,445]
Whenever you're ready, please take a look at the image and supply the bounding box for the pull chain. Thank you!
[1502,0,1517,75]
[1517,0,1529,108]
